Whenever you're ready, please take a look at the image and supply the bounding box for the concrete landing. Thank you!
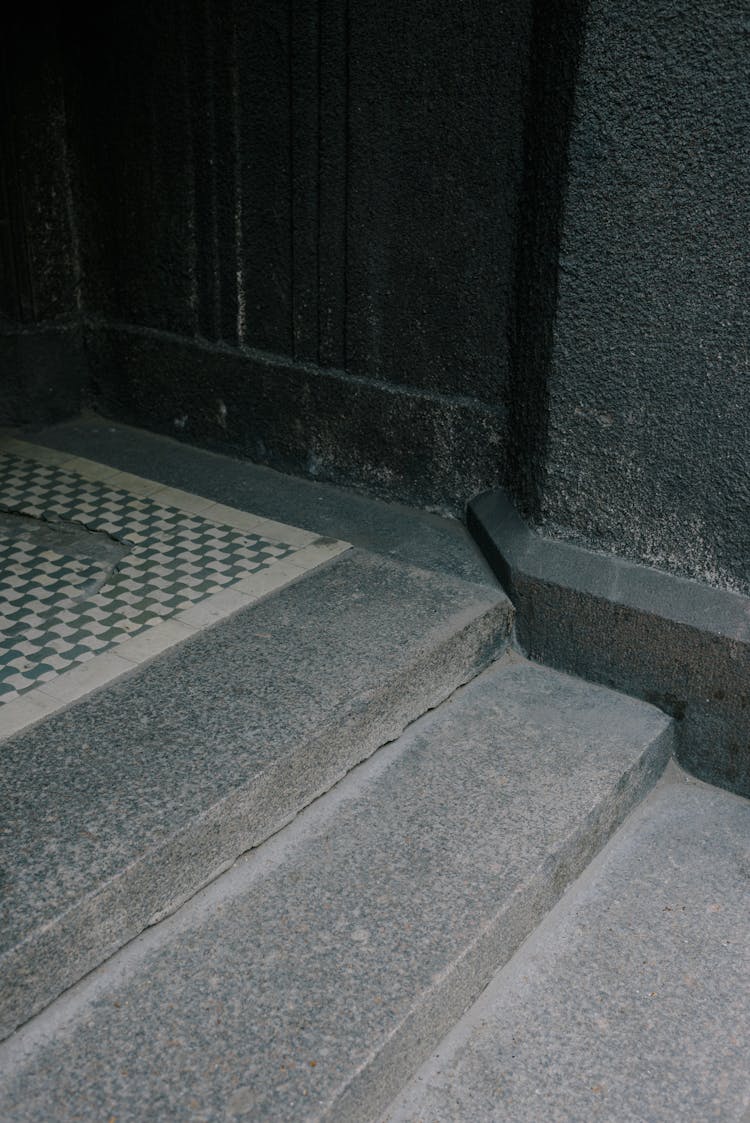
[1,549,511,1039]
[385,772,750,1123]
[23,415,496,586]
[0,661,671,1122]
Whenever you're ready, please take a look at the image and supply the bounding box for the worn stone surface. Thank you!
[469,488,750,799]
[0,661,671,1122]
[386,776,750,1123]
[0,549,511,1039]
[27,417,495,585]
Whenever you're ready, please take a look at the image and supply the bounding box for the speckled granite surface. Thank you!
[0,661,671,1121]
[386,777,750,1123]
[1,549,511,1039]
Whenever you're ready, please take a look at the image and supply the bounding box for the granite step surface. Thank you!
[1,548,512,1040]
[384,771,750,1123]
[0,660,672,1122]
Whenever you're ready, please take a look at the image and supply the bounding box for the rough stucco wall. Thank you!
[60,0,531,513]
[66,0,293,354]
[346,0,531,409]
[72,0,532,402]
[540,0,750,594]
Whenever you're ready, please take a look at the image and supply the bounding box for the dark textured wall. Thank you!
[4,1,747,566]
[505,0,587,517]
[67,1,293,352]
[0,10,88,423]
[61,0,532,513]
[345,1,530,409]
[534,0,750,594]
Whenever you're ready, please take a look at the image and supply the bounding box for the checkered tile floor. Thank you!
[0,452,300,702]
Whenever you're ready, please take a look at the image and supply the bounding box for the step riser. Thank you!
[0,663,673,1122]
[331,723,672,1121]
[386,776,750,1122]
[468,487,750,799]
[1,587,511,1041]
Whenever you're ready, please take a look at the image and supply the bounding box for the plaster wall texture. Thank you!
[2,0,747,565]
[539,0,750,595]
[57,0,532,512]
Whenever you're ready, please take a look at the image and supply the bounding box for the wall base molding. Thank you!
[85,321,507,515]
[468,488,750,797]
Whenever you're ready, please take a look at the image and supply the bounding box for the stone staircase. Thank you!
[1,422,748,1121]
[1,550,511,1040]
[386,771,750,1123]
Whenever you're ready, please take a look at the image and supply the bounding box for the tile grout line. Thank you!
[0,547,351,739]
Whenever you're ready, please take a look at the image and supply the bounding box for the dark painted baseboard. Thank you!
[0,323,89,426]
[468,488,750,798]
[85,321,507,516]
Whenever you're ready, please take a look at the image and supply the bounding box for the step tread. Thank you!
[0,661,672,1122]
[385,778,750,1123]
[1,549,511,1038]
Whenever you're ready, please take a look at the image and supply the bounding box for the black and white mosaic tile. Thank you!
[0,448,347,709]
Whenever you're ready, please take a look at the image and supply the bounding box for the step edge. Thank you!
[330,717,674,1122]
[1,596,511,1040]
[467,487,750,797]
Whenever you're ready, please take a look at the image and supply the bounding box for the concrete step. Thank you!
[384,771,750,1123]
[1,549,512,1040]
[0,660,672,1122]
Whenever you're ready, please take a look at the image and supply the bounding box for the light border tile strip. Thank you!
[0,437,350,739]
